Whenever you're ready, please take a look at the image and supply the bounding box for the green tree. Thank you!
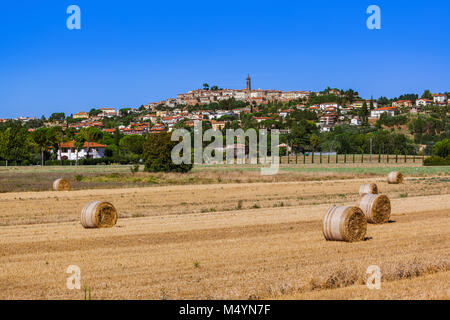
[0,123,32,165]
[432,139,450,158]
[74,134,86,166]
[79,127,103,159]
[359,102,369,125]
[31,128,50,166]
[421,90,432,100]
[143,132,193,173]
[119,134,145,155]
[49,113,65,122]
[309,134,320,154]
[47,126,65,164]
[114,127,122,146]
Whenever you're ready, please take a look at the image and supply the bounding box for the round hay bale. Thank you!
[53,178,71,191]
[387,171,403,184]
[81,201,117,229]
[323,206,367,242]
[358,194,391,224]
[359,183,378,196]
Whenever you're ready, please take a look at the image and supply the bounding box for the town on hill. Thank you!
[0,76,448,166]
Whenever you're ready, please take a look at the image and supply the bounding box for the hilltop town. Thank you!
[0,76,448,165]
[3,76,448,136]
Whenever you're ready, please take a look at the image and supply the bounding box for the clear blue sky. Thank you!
[0,0,449,118]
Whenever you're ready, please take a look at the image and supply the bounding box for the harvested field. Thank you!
[0,171,448,300]
[0,164,448,193]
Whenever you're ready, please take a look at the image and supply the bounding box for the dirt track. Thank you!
[0,178,449,299]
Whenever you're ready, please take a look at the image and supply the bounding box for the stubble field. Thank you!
[0,163,449,299]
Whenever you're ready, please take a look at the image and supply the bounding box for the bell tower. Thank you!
[246,74,251,91]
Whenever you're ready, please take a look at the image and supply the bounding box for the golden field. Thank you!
[0,164,448,300]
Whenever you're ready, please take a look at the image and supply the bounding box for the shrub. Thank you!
[130,164,140,174]
[423,155,450,166]
[143,132,193,173]
[432,139,450,158]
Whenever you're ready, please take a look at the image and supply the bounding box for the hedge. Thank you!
[423,155,450,166]
[44,157,140,166]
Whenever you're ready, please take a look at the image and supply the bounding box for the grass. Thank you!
[0,163,447,193]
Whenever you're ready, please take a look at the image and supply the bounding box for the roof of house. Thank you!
[59,141,107,148]
[373,107,396,111]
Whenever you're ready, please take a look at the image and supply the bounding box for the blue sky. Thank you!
[0,0,449,118]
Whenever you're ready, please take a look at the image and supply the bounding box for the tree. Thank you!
[202,83,210,90]
[309,134,320,154]
[286,119,318,152]
[432,139,450,158]
[49,113,65,122]
[143,132,193,172]
[79,127,103,159]
[0,122,32,165]
[421,90,432,100]
[47,126,64,164]
[89,108,101,117]
[114,127,121,146]
[408,116,429,144]
[119,134,145,155]
[359,102,369,125]
[31,128,50,166]
[74,134,86,166]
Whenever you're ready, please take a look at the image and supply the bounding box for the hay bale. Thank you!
[53,178,71,191]
[81,201,117,228]
[358,194,391,224]
[387,171,403,184]
[323,206,367,242]
[359,183,378,196]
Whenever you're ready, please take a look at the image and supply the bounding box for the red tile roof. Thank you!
[59,141,107,148]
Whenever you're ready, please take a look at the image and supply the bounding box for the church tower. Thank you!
[246,74,251,91]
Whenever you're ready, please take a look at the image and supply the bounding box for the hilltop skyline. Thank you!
[1,0,449,118]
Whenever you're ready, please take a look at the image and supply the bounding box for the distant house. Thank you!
[350,118,361,126]
[319,114,337,126]
[432,93,447,105]
[98,108,117,117]
[392,100,412,108]
[416,98,433,107]
[371,107,396,118]
[351,101,365,109]
[253,117,272,123]
[57,141,107,160]
[73,112,89,120]
[210,120,226,131]
[320,102,339,110]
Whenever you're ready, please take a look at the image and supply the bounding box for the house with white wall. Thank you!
[416,98,433,107]
[433,93,447,105]
[370,107,396,118]
[57,141,107,161]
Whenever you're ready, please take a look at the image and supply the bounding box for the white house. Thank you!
[350,118,362,126]
[370,107,396,118]
[433,94,447,105]
[416,99,433,107]
[58,141,107,161]
[98,108,117,118]
[320,102,340,110]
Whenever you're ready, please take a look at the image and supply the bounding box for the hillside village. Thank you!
[3,77,448,135]
[0,76,448,165]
